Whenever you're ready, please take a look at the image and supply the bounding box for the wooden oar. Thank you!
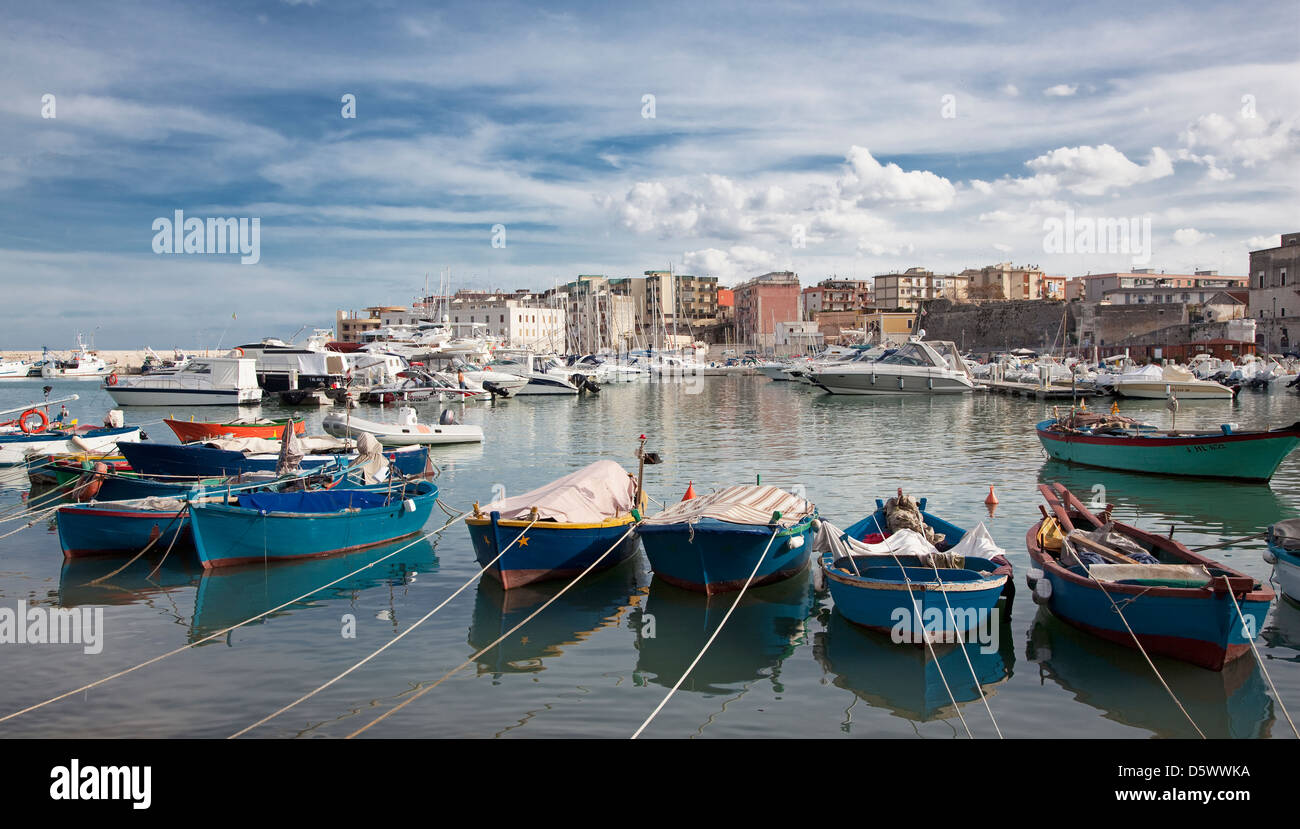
[1037,483,1076,534]
[1052,482,1105,529]
[1066,531,1141,565]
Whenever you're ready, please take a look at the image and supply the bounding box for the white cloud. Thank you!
[681,246,783,281]
[1173,227,1211,245]
[1043,84,1078,97]
[834,146,955,211]
[1001,84,1020,97]
[1023,144,1173,195]
[1180,111,1298,168]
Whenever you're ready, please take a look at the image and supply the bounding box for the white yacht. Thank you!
[1112,364,1234,400]
[40,336,112,380]
[807,340,976,395]
[105,357,262,406]
[0,358,35,379]
[487,352,587,394]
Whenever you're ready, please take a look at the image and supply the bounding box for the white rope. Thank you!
[229,515,539,738]
[0,510,469,727]
[346,523,638,739]
[925,557,1004,738]
[1225,585,1298,738]
[868,511,973,738]
[1071,546,1206,739]
[631,525,781,739]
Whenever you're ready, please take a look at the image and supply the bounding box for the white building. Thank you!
[775,320,823,351]
[447,300,565,350]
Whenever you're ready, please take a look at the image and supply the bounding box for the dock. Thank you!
[980,380,1104,400]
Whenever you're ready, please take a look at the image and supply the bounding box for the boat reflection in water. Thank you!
[1261,595,1300,661]
[1027,607,1275,738]
[58,555,201,608]
[1037,459,1295,538]
[188,536,439,642]
[632,570,815,694]
[468,558,639,675]
[813,607,1013,725]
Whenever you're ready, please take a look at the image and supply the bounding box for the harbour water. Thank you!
[1,376,1297,739]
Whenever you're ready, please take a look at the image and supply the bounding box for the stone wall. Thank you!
[917,299,1075,353]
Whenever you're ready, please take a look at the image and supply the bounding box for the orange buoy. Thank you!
[78,462,108,502]
[682,481,696,501]
[984,485,998,506]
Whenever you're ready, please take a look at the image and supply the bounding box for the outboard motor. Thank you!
[438,408,458,425]
[481,380,509,398]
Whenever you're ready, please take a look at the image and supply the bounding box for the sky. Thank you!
[1,0,1297,348]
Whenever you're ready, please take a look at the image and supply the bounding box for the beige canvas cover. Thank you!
[203,436,354,455]
[482,460,637,523]
[641,484,814,528]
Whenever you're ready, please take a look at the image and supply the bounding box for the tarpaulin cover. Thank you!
[813,519,1004,567]
[236,489,393,513]
[203,436,354,455]
[641,485,814,529]
[482,460,637,523]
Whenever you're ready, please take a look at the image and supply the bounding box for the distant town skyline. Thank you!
[2,0,1296,348]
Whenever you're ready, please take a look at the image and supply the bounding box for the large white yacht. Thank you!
[40,336,112,380]
[105,357,262,406]
[806,340,976,395]
[1112,364,1234,400]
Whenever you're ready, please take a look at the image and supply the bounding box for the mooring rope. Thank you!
[229,515,540,738]
[630,525,781,739]
[1071,550,1206,739]
[345,523,638,739]
[924,556,1004,739]
[85,506,191,585]
[1224,586,1298,738]
[869,511,973,738]
[0,510,469,728]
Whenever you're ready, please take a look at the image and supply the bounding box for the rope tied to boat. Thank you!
[630,524,782,740]
[346,521,638,739]
[85,505,190,585]
[230,514,540,738]
[1223,586,1298,738]
[0,509,472,728]
[921,555,1004,739]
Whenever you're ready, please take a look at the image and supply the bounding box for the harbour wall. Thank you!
[917,299,1076,353]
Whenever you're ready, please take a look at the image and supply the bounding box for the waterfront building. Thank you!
[873,268,966,310]
[1248,232,1300,352]
[733,271,801,349]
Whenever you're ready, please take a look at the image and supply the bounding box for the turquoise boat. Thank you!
[1036,412,1300,481]
[57,499,194,558]
[188,481,436,569]
[637,485,817,595]
[465,460,643,590]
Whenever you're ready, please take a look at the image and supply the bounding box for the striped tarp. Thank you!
[641,485,814,528]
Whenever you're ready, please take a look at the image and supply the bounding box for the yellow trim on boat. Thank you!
[465,513,637,530]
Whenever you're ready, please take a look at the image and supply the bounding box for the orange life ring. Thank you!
[18,409,48,434]
[232,347,245,358]
[106,372,118,386]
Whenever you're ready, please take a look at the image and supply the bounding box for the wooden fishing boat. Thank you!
[816,493,1012,639]
[322,409,483,446]
[466,460,643,590]
[57,497,194,558]
[164,417,305,443]
[188,480,437,568]
[117,440,432,479]
[1036,412,1300,482]
[1027,482,1273,671]
[637,485,817,595]
[1264,519,1300,604]
[0,425,141,467]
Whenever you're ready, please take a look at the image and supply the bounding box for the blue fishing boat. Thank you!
[57,499,194,558]
[188,481,437,569]
[117,440,432,479]
[1263,519,1300,604]
[1028,482,1273,671]
[466,460,643,590]
[816,492,1010,639]
[637,485,817,595]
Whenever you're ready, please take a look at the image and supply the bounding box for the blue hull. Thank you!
[638,516,816,595]
[118,441,431,479]
[466,512,640,590]
[57,502,193,558]
[1041,564,1271,670]
[822,555,1007,640]
[188,482,437,568]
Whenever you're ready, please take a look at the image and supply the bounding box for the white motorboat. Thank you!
[105,357,262,406]
[40,336,112,380]
[487,352,591,395]
[806,340,976,395]
[755,361,793,380]
[1112,364,1234,400]
[0,358,34,379]
[0,405,142,466]
[433,363,528,398]
[321,407,483,446]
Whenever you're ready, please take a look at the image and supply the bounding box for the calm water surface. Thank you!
[1,376,1298,739]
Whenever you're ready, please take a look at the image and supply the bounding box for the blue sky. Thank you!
[2,0,1297,348]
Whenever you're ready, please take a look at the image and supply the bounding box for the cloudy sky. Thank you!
[2,0,1297,348]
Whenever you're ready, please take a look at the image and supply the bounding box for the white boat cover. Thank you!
[640,485,814,528]
[1118,364,1165,381]
[202,436,355,455]
[481,460,636,523]
[1086,563,1211,585]
[813,518,1004,567]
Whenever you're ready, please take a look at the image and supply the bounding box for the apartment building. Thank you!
[873,268,967,310]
